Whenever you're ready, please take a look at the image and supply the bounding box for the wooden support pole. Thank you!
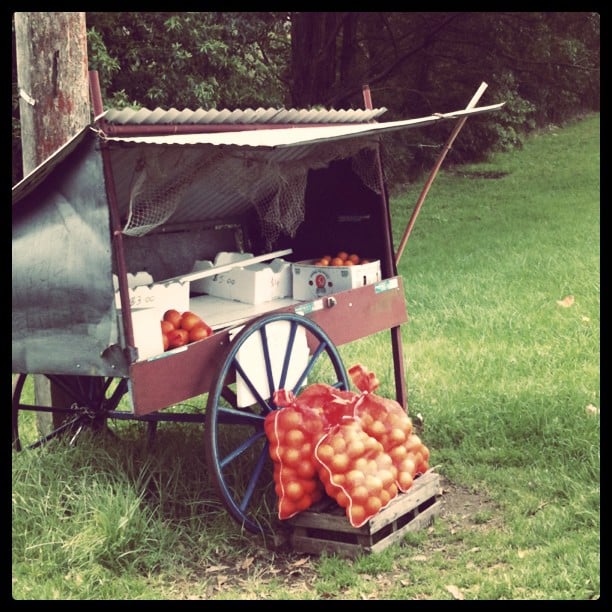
[394,82,489,267]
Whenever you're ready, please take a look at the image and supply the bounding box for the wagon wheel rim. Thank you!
[204,312,349,536]
[12,373,128,451]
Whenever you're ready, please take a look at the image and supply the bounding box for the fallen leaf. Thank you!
[411,554,428,562]
[517,549,529,558]
[585,404,599,416]
[556,295,574,307]
[291,557,311,567]
[239,556,254,570]
[205,565,230,573]
[445,584,464,600]
[581,316,590,322]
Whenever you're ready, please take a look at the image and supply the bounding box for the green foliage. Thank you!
[86,12,289,110]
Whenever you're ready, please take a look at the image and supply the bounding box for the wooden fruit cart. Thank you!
[12,74,502,536]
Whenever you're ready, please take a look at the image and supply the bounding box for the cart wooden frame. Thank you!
[12,75,502,535]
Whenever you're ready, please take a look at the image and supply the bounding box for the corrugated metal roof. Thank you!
[100,104,505,148]
[101,106,388,125]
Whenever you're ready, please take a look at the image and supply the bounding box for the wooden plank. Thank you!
[286,472,442,556]
[368,501,442,554]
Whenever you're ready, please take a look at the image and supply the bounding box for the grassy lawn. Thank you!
[12,113,599,600]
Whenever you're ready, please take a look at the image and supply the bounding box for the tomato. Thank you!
[161,319,175,334]
[330,257,345,266]
[336,251,349,261]
[180,311,203,331]
[348,253,360,264]
[188,323,211,342]
[162,333,170,351]
[167,328,189,348]
[163,309,182,329]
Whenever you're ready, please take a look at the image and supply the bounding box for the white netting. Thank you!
[121,137,381,247]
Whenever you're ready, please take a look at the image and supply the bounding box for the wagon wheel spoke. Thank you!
[205,312,348,536]
[12,373,129,451]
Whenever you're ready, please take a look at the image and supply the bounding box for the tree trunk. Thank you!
[14,12,90,173]
[14,12,90,430]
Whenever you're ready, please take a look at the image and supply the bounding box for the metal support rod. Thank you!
[362,83,408,410]
[394,82,489,267]
[88,70,136,354]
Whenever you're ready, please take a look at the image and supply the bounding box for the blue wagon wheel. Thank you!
[204,312,349,536]
[12,373,129,451]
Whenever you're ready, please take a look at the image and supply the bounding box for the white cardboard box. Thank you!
[191,252,292,305]
[114,273,190,360]
[292,259,382,301]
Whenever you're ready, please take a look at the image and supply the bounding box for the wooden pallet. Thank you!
[286,470,442,557]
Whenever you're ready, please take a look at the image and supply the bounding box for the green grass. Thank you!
[12,114,599,600]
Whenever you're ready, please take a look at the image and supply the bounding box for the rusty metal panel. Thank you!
[295,277,409,347]
[12,131,127,376]
[128,329,232,415]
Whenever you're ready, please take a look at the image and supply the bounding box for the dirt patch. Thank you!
[437,474,502,528]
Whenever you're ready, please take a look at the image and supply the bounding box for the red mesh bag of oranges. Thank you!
[264,365,431,525]
[314,419,399,527]
[264,390,328,520]
[349,365,430,491]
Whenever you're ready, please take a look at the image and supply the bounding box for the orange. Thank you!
[281,447,301,467]
[336,251,349,261]
[365,495,382,516]
[277,408,302,430]
[349,504,366,526]
[348,253,360,264]
[316,443,334,464]
[330,452,350,474]
[330,257,345,266]
[284,480,305,501]
[284,428,305,448]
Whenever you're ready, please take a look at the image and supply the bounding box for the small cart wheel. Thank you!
[204,312,349,536]
[12,373,128,451]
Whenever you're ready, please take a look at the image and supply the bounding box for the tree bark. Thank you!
[14,12,90,173]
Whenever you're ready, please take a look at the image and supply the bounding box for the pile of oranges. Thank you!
[313,251,370,267]
[161,309,213,351]
[263,365,431,527]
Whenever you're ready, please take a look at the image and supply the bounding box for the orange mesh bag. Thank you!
[350,364,430,492]
[264,391,327,520]
[314,419,399,528]
[295,382,358,427]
